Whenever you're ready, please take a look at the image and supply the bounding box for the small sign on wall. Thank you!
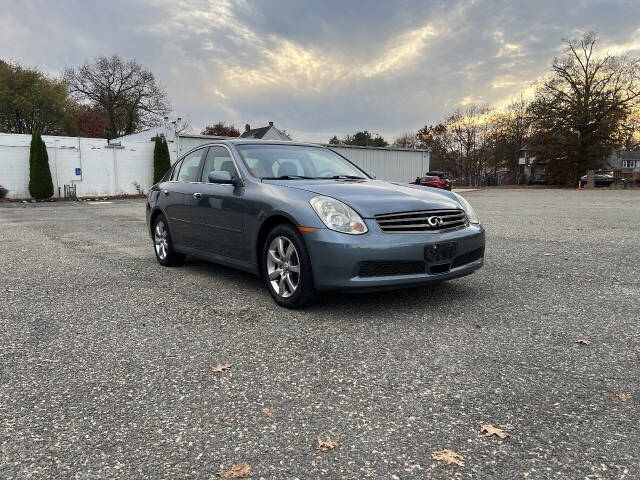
[75,168,81,176]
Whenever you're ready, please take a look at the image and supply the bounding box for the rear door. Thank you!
[191,145,245,259]
[164,147,207,248]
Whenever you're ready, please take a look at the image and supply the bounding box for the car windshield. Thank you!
[235,144,369,180]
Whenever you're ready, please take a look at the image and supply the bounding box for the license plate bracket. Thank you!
[424,241,458,263]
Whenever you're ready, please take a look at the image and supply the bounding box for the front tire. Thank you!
[262,224,317,308]
[153,215,185,267]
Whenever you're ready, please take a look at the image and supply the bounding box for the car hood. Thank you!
[266,179,461,218]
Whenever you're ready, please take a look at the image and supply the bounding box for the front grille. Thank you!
[359,260,425,278]
[375,209,468,233]
[451,247,484,268]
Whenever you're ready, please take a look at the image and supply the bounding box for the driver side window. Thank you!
[201,146,238,182]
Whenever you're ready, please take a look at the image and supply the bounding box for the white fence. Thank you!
[0,133,155,199]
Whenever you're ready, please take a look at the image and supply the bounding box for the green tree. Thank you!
[528,32,640,184]
[332,131,388,147]
[153,135,171,184]
[28,131,54,199]
[0,61,75,135]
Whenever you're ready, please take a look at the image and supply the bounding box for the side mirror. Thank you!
[208,170,241,186]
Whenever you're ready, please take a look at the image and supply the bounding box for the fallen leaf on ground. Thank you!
[575,339,592,345]
[262,407,276,419]
[156,300,164,305]
[481,424,509,439]
[6,289,15,293]
[316,436,338,452]
[543,252,555,256]
[474,322,482,329]
[432,449,464,467]
[613,393,631,402]
[217,462,251,479]
[213,363,233,373]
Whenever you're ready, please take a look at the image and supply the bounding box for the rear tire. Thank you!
[262,224,317,308]
[153,214,185,267]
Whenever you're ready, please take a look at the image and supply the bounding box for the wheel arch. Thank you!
[149,207,175,240]
[255,213,300,276]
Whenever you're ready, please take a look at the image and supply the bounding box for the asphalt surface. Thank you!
[1,189,638,479]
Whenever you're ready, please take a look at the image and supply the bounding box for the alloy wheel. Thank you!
[154,220,169,260]
[266,236,300,298]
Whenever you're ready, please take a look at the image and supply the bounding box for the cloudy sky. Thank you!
[2,0,640,142]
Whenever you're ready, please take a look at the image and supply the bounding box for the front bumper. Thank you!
[305,221,485,291]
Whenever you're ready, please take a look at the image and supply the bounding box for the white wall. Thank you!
[0,133,155,199]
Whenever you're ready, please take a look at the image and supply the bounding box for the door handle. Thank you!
[162,189,169,196]
[193,192,202,199]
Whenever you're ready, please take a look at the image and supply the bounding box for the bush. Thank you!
[153,135,171,184]
[0,185,8,198]
[28,131,54,199]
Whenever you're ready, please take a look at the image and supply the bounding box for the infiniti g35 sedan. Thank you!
[146,140,485,308]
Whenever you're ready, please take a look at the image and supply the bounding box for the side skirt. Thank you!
[175,245,259,276]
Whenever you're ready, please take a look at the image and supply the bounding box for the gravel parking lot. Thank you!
[1,189,638,479]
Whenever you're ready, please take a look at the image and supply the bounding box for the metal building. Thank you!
[323,144,429,183]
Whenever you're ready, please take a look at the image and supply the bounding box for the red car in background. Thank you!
[410,174,452,191]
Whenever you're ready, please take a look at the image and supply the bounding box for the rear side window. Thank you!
[176,149,206,182]
[201,146,238,182]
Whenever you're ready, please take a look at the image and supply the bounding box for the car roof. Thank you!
[201,139,326,148]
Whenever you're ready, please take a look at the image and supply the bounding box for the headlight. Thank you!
[309,196,368,234]
[453,192,480,224]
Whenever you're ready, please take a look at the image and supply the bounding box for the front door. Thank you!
[191,145,245,259]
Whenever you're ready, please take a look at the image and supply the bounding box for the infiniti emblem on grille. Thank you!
[427,216,444,227]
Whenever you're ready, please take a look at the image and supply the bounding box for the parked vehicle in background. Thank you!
[410,175,452,191]
[146,140,484,308]
[425,171,449,178]
[579,172,615,188]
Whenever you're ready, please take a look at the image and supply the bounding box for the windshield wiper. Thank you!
[262,175,314,180]
[318,175,366,180]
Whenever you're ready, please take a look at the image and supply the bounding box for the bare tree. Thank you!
[446,105,493,185]
[64,55,170,138]
[491,95,533,183]
[392,132,420,149]
[528,32,640,183]
[173,117,192,134]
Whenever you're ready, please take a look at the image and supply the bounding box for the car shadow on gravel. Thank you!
[311,280,479,317]
[180,256,264,286]
[176,256,481,316]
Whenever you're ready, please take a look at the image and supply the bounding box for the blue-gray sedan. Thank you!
[146,140,485,308]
